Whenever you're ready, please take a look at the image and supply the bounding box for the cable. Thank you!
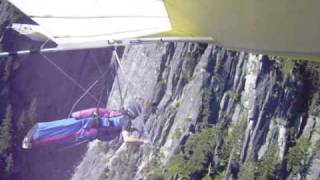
[38,34,100,103]
[68,79,100,117]
[40,38,50,49]
[114,62,124,108]
[41,53,99,102]
[113,49,144,96]
[69,57,116,117]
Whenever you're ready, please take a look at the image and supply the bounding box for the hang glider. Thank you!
[1,0,320,60]
[0,0,173,55]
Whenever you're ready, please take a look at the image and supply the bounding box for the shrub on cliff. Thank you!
[166,127,218,179]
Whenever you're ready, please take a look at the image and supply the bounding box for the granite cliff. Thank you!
[72,43,320,180]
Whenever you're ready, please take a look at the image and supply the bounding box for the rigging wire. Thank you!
[69,50,117,117]
[93,55,104,75]
[40,38,50,49]
[67,47,117,116]
[41,53,99,102]
[114,62,124,108]
[38,36,100,103]
[67,78,99,118]
[94,0,110,111]
[95,63,112,112]
[56,138,93,152]
[113,48,144,96]
[104,52,118,108]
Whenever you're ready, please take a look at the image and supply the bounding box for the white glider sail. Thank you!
[8,0,171,46]
[11,24,55,43]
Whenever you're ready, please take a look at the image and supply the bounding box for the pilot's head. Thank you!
[125,100,142,120]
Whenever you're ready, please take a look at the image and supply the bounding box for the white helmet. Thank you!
[126,100,142,119]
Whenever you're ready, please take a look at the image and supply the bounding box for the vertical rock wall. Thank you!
[72,42,320,180]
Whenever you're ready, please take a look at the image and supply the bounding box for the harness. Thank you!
[99,116,122,130]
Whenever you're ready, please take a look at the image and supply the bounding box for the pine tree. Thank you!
[5,153,13,173]
[17,110,26,132]
[0,104,13,154]
[2,59,12,81]
[256,143,279,180]
[238,156,256,180]
[28,98,38,125]
[286,137,311,179]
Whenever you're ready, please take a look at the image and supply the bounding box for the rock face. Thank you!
[0,1,15,29]
[72,42,320,180]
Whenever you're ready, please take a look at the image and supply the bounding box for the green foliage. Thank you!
[286,137,311,178]
[169,101,180,114]
[110,146,140,180]
[220,122,244,166]
[220,111,246,170]
[166,127,218,179]
[280,58,296,79]
[185,117,193,122]
[174,127,183,139]
[149,165,164,180]
[238,156,256,180]
[0,104,13,154]
[220,131,234,167]
[175,102,180,109]
[310,92,319,115]
[28,98,38,125]
[0,105,14,179]
[228,135,279,180]
[96,141,109,154]
[5,153,13,173]
[200,89,211,124]
[314,140,320,160]
[256,143,279,180]
[15,111,28,148]
[2,60,12,81]
[181,48,192,60]
[166,155,187,178]
[214,51,223,73]
[202,174,213,180]
[214,171,227,180]
[17,110,27,132]
[184,128,218,168]
[226,90,239,102]
[147,149,165,180]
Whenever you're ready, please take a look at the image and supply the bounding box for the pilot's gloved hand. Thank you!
[84,117,99,129]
